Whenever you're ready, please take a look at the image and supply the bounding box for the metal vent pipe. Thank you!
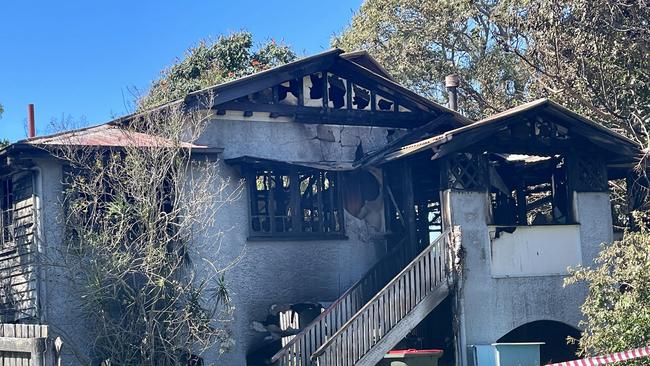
[445,75,460,111]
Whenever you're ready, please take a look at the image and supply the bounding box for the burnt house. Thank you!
[0,49,642,365]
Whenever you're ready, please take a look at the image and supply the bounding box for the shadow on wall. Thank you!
[497,320,581,364]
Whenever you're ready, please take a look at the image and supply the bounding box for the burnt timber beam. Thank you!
[540,108,641,158]
[184,50,343,110]
[329,59,441,114]
[213,101,431,128]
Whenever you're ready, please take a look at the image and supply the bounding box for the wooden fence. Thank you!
[0,324,61,366]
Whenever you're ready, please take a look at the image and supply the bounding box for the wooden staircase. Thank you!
[271,229,455,366]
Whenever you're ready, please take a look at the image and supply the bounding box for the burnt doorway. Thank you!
[498,320,581,364]
[384,157,443,256]
[412,157,443,251]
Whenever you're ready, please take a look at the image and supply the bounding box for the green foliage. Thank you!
[55,106,243,364]
[493,0,650,142]
[0,140,8,149]
[340,0,650,359]
[336,0,650,143]
[139,31,296,110]
[566,220,650,363]
[334,0,530,119]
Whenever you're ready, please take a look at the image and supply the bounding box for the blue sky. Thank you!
[0,0,363,142]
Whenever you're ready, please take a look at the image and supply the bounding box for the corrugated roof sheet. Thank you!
[25,124,205,149]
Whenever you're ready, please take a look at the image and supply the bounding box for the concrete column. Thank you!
[573,192,613,265]
[446,190,613,365]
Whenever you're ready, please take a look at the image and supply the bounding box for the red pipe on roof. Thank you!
[27,104,36,138]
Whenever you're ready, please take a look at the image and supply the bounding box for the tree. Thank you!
[337,0,650,360]
[41,32,293,364]
[0,103,5,147]
[334,0,531,120]
[492,0,650,145]
[335,0,650,145]
[139,31,296,110]
[50,101,244,365]
[565,222,650,363]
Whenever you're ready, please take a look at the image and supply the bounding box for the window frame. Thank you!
[246,164,346,240]
[488,155,575,227]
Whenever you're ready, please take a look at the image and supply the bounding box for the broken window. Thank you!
[489,155,571,226]
[327,74,347,109]
[248,167,344,238]
[278,80,300,105]
[352,85,371,110]
[376,95,394,111]
[303,73,325,107]
[0,173,37,323]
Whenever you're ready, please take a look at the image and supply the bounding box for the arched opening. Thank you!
[497,320,581,364]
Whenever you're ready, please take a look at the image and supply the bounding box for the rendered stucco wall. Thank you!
[447,190,612,364]
[197,115,392,162]
[31,117,392,365]
[33,158,94,364]
[489,225,582,277]
[194,118,391,364]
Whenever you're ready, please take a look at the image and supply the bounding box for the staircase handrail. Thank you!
[311,228,451,361]
[271,235,409,364]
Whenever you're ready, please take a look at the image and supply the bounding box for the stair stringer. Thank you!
[352,283,450,366]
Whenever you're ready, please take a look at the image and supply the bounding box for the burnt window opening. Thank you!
[1,174,34,248]
[62,163,179,254]
[377,97,394,111]
[352,85,370,110]
[414,197,443,248]
[308,73,324,100]
[0,172,37,323]
[0,179,13,245]
[327,74,346,109]
[413,160,443,249]
[609,179,628,232]
[278,80,301,105]
[489,155,571,226]
[248,167,344,238]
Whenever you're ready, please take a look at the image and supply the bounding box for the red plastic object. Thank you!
[388,349,443,356]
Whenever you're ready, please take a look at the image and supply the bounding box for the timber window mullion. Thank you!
[317,171,325,233]
[248,170,255,235]
[268,171,276,234]
[290,168,301,234]
[326,172,335,232]
[247,165,344,239]
[322,73,329,108]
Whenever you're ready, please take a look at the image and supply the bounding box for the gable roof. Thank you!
[362,98,643,166]
[95,48,469,132]
[180,48,470,126]
[340,50,395,81]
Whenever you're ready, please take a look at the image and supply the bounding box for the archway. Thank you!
[497,320,581,364]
